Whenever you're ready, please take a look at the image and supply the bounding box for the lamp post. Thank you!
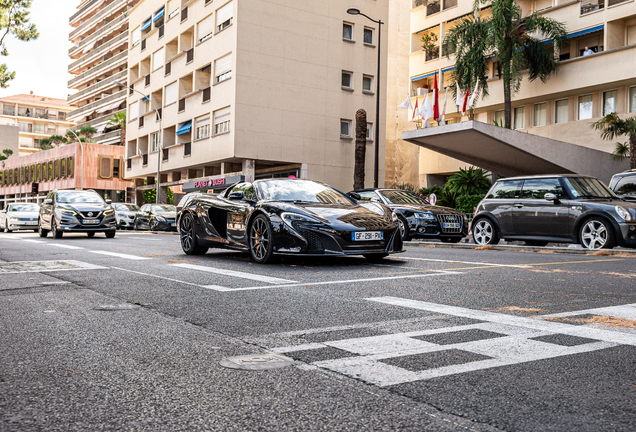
[48,120,83,190]
[347,7,383,188]
[116,80,162,204]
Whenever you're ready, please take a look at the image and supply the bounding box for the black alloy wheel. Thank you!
[51,217,63,239]
[87,232,95,238]
[579,218,615,250]
[180,213,208,255]
[38,218,48,237]
[249,214,276,264]
[472,218,499,246]
[105,231,116,239]
[397,216,410,241]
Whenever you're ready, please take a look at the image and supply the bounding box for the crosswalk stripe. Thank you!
[90,251,150,260]
[172,263,296,284]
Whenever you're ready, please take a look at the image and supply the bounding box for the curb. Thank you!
[405,241,636,257]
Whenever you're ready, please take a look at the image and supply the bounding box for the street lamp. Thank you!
[347,7,383,188]
[115,80,162,204]
[47,120,83,190]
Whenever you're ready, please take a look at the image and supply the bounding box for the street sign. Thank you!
[428,193,437,205]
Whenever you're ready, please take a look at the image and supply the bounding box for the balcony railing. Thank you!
[68,50,128,88]
[69,0,99,23]
[68,70,127,104]
[427,0,441,15]
[581,0,604,14]
[69,13,127,56]
[67,90,126,120]
[68,32,128,72]
[70,0,127,40]
[426,47,440,61]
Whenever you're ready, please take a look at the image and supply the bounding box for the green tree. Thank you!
[143,187,174,204]
[443,0,567,128]
[106,111,126,146]
[0,0,39,88]
[2,148,13,158]
[445,167,492,196]
[591,112,636,169]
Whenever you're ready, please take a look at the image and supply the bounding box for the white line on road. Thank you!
[20,239,45,244]
[541,304,636,319]
[394,257,531,268]
[90,251,151,260]
[172,263,296,284]
[110,266,221,289]
[45,244,84,250]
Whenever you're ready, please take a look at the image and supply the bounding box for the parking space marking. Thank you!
[395,257,531,268]
[111,266,218,289]
[90,251,151,260]
[542,303,636,319]
[45,244,84,250]
[0,260,107,274]
[171,263,297,284]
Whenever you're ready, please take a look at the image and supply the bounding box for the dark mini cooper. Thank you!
[177,179,403,263]
[38,190,116,238]
[472,175,636,250]
[350,188,468,243]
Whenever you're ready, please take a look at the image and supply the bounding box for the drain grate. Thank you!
[219,354,294,371]
[0,260,106,274]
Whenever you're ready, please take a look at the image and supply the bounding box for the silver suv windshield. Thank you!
[57,191,104,203]
[563,177,617,199]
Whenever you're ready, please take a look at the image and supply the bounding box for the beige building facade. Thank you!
[0,94,75,156]
[124,0,389,201]
[395,0,636,187]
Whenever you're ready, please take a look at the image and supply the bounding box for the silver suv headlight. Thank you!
[615,205,633,222]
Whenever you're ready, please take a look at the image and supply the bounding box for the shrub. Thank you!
[455,194,486,213]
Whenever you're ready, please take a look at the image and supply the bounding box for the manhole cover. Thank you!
[93,304,141,311]
[219,354,294,371]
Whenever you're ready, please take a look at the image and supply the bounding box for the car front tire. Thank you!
[472,218,499,246]
[51,217,63,239]
[38,219,48,237]
[180,213,208,255]
[579,218,615,250]
[397,216,410,242]
[105,231,116,239]
[249,214,276,264]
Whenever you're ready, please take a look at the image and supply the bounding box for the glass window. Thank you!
[343,23,353,41]
[3,104,15,115]
[197,14,214,43]
[33,123,46,134]
[603,90,617,116]
[214,107,230,135]
[379,190,430,205]
[366,123,373,141]
[152,204,177,213]
[342,71,352,89]
[257,179,354,204]
[578,94,593,120]
[230,182,257,201]
[56,191,104,203]
[614,176,636,196]
[513,106,525,130]
[128,101,138,120]
[533,103,546,127]
[630,87,636,113]
[363,75,374,92]
[363,28,374,44]
[494,110,504,125]
[486,180,522,199]
[563,177,616,199]
[340,119,352,137]
[195,114,211,140]
[555,99,568,124]
[520,178,564,199]
[150,132,160,152]
[357,191,381,202]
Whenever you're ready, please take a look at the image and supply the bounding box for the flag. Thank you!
[422,94,434,126]
[411,99,420,122]
[468,80,480,107]
[456,83,464,109]
[433,73,439,121]
[398,95,412,110]
[462,88,470,116]
[441,88,449,125]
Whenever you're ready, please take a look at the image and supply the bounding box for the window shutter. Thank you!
[153,47,164,71]
[214,108,230,125]
[165,82,177,105]
[216,1,233,27]
[132,27,141,46]
[99,156,113,179]
[167,0,179,17]
[215,53,232,75]
[197,15,214,42]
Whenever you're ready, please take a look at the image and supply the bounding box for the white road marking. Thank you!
[90,251,150,260]
[394,257,531,268]
[45,244,84,250]
[542,304,636,320]
[20,239,45,244]
[111,266,217,289]
[172,263,296,284]
[0,260,106,274]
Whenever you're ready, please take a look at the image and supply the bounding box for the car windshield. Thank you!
[152,205,176,213]
[563,177,617,199]
[114,204,139,211]
[257,180,354,205]
[614,176,636,196]
[379,190,430,205]
[8,204,39,212]
[57,191,104,203]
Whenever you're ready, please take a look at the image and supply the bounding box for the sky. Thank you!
[0,0,77,100]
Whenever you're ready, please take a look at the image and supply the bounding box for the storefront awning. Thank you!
[176,121,192,136]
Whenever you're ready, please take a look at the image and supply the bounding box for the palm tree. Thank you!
[107,111,126,146]
[591,113,636,169]
[445,167,492,195]
[443,0,567,129]
[353,109,366,190]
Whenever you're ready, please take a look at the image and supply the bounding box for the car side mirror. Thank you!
[228,191,244,200]
[44,199,52,205]
[544,193,557,201]
[105,199,112,204]
[348,192,362,200]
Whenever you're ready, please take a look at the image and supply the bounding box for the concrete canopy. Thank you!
[401,121,628,183]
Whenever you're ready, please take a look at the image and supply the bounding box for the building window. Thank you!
[533,103,546,127]
[128,101,138,120]
[342,71,353,89]
[363,75,374,93]
[555,99,568,124]
[164,82,177,106]
[18,107,31,117]
[494,110,504,125]
[2,105,15,116]
[58,112,66,121]
[578,94,593,120]
[513,106,525,130]
[366,123,373,141]
[214,53,232,84]
[195,114,211,140]
[35,108,46,118]
[214,107,230,135]
[630,87,636,113]
[363,28,374,45]
[343,23,353,41]
[33,123,46,134]
[216,1,233,33]
[19,122,32,133]
[340,119,352,138]
[603,90,618,116]
[132,27,141,47]
[197,14,214,44]
[150,132,160,152]
[153,47,164,71]
[167,0,179,20]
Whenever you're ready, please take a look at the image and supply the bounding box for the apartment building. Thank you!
[124,0,389,202]
[398,0,636,186]
[67,0,140,145]
[0,93,75,156]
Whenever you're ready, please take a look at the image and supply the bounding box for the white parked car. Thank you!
[0,203,40,232]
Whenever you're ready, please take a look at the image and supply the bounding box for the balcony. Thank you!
[68,31,128,73]
[426,46,440,61]
[95,129,122,145]
[68,50,128,89]
[427,0,441,15]
[70,0,129,40]
[67,90,126,121]
[69,0,100,24]
[414,0,426,7]
[581,0,604,14]
[69,13,127,57]
[68,70,127,105]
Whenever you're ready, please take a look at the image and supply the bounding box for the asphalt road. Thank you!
[1,230,635,431]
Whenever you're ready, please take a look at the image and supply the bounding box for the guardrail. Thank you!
[67,90,126,120]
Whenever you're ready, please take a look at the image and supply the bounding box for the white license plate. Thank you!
[352,231,384,241]
[26,221,37,225]
[83,219,100,225]
[443,223,460,229]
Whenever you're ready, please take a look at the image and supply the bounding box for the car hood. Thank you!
[6,211,39,218]
[389,203,465,216]
[57,203,110,213]
[270,201,395,230]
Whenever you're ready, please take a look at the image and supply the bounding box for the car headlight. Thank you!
[615,206,633,222]
[59,209,78,216]
[391,212,398,222]
[9,217,20,221]
[155,215,166,222]
[103,209,114,215]
[414,212,436,221]
[281,212,321,227]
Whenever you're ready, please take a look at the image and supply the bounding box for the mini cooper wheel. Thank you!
[180,213,208,255]
[51,217,63,239]
[472,218,499,246]
[397,216,410,242]
[38,219,48,237]
[250,214,276,264]
[580,218,614,250]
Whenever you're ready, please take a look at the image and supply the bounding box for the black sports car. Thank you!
[177,179,403,263]
[350,188,468,243]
